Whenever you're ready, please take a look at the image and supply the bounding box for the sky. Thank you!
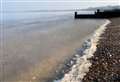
[1,0,120,12]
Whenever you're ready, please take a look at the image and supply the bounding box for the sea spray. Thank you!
[54,20,110,82]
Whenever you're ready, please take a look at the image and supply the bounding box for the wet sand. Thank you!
[82,18,120,82]
[0,18,105,82]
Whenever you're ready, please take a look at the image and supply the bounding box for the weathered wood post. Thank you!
[74,12,77,19]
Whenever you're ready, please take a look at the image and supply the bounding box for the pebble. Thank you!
[82,18,120,82]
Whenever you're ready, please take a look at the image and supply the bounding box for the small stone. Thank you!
[32,76,36,80]
[110,54,112,57]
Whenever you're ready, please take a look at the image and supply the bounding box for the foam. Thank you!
[54,20,110,82]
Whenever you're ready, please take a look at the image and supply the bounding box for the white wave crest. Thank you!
[57,20,111,82]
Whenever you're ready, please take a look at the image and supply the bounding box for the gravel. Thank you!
[82,18,120,82]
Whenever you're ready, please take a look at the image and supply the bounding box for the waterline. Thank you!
[54,20,110,82]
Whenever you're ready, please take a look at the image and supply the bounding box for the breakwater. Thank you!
[75,9,120,19]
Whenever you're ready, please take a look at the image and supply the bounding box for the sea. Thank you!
[0,11,106,82]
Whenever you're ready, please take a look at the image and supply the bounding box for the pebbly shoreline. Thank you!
[54,19,110,82]
[82,18,120,82]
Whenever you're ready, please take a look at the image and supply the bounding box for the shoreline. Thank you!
[53,19,110,82]
[1,17,106,82]
[82,17,120,82]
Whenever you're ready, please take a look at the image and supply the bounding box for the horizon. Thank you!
[1,0,120,12]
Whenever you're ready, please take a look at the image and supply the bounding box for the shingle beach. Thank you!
[82,18,120,82]
[59,18,120,82]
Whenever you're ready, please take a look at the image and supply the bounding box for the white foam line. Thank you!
[54,19,111,82]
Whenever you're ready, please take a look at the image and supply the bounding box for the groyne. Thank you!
[75,9,120,19]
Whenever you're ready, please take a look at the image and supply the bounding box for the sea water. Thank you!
[0,11,106,82]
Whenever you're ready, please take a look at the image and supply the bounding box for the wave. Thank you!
[54,19,110,82]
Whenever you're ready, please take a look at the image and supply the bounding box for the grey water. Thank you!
[0,11,106,82]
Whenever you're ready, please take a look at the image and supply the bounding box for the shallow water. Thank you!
[0,12,106,82]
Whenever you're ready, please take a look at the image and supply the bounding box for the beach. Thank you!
[59,18,120,82]
[82,17,120,82]
[0,12,106,82]
[1,0,120,81]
